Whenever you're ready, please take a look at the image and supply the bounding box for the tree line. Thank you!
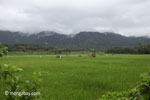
[5,43,150,54]
[106,44,150,54]
[5,44,72,54]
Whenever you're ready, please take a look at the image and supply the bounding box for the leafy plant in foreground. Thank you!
[0,43,8,57]
[99,72,150,100]
[0,44,42,100]
[0,64,42,100]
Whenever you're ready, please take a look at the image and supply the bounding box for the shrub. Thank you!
[99,72,150,100]
[0,43,8,57]
[0,43,42,100]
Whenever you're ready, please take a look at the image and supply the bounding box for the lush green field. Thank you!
[0,54,150,100]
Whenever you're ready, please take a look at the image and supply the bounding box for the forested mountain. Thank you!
[0,30,150,49]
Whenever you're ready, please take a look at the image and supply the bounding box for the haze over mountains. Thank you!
[0,30,150,49]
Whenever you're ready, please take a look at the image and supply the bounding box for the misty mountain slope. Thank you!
[69,32,128,49]
[24,31,69,46]
[0,30,150,49]
[65,32,150,49]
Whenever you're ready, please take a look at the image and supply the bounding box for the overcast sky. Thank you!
[0,0,150,36]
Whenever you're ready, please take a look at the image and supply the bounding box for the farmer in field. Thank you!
[56,55,62,59]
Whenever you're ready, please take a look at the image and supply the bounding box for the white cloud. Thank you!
[0,0,150,36]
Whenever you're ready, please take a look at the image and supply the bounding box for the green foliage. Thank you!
[106,44,150,54]
[0,43,42,100]
[136,44,150,54]
[99,73,150,100]
[0,43,8,57]
[106,47,137,54]
[5,44,72,55]
[0,64,42,100]
[5,44,55,52]
[19,72,42,100]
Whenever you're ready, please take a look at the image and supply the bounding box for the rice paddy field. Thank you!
[0,53,150,100]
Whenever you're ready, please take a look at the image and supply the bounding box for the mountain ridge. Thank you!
[0,30,150,49]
